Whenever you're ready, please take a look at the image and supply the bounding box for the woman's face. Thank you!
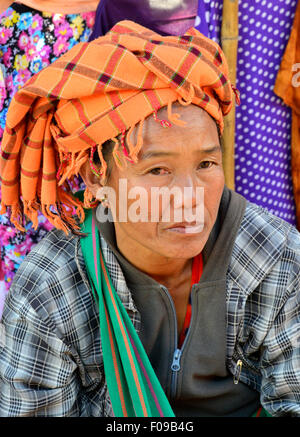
[95,104,224,261]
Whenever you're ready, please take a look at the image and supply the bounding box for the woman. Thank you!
[0,21,299,417]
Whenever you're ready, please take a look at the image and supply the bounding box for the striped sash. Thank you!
[80,208,175,417]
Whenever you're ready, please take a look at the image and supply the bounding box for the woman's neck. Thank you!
[114,226,194,290]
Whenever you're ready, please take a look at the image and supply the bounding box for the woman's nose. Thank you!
[171,176,204,223]
[173,176,200,209]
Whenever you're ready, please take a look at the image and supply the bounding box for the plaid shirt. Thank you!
[0,200,299,416]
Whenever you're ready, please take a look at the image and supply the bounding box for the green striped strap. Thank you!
[80,208,175,417]
[252,406,272,417]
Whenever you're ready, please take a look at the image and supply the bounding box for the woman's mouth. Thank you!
[165,222,204,234]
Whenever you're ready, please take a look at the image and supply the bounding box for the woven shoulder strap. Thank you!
[80,208,175,417]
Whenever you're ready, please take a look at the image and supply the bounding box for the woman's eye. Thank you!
[198,161,213,169]
[148,167,169,175]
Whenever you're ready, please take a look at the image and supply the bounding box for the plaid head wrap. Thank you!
[0,20,239,235]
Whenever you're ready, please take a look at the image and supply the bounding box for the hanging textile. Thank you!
[0,3,95,317]
[89,0,198,40]
[274,0,300,230]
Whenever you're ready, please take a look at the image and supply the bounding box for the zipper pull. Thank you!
[171,348,182,371]
[233,359,243,385]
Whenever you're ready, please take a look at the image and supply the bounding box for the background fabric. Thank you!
[14,0,98,14]
[0,3,94,316]
[274,0,300,228]
[89,0,197,39]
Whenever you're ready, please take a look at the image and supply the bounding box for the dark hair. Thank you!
[216,122,223,151]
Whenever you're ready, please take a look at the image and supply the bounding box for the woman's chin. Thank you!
[154,230,208,259]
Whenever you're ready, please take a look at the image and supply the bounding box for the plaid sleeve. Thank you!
[0,282,83,417]
[260,226,300,417]
[0,227,105,417]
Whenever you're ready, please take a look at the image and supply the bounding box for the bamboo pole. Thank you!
[220,0,239,191]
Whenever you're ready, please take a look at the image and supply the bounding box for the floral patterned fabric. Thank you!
[0,3,93,315]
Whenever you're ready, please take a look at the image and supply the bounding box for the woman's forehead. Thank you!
[133,104,219,154]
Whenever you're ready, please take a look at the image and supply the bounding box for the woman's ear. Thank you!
[79,159,102,198]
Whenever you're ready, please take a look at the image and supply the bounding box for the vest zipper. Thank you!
[233,359,243,384]
[160,284,195,399]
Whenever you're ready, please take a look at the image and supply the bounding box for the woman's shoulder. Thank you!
[1,227,100,356]
[229,199,300,290]
[243,200,300,246]
[5,228,87,312]
[12,228,79,288]
[2,227,97,337]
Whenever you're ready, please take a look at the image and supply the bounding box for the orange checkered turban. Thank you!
[0,20,239,235]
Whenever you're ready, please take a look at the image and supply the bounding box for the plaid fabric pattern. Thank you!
[0,200,299,416]
[0,20,235,236]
